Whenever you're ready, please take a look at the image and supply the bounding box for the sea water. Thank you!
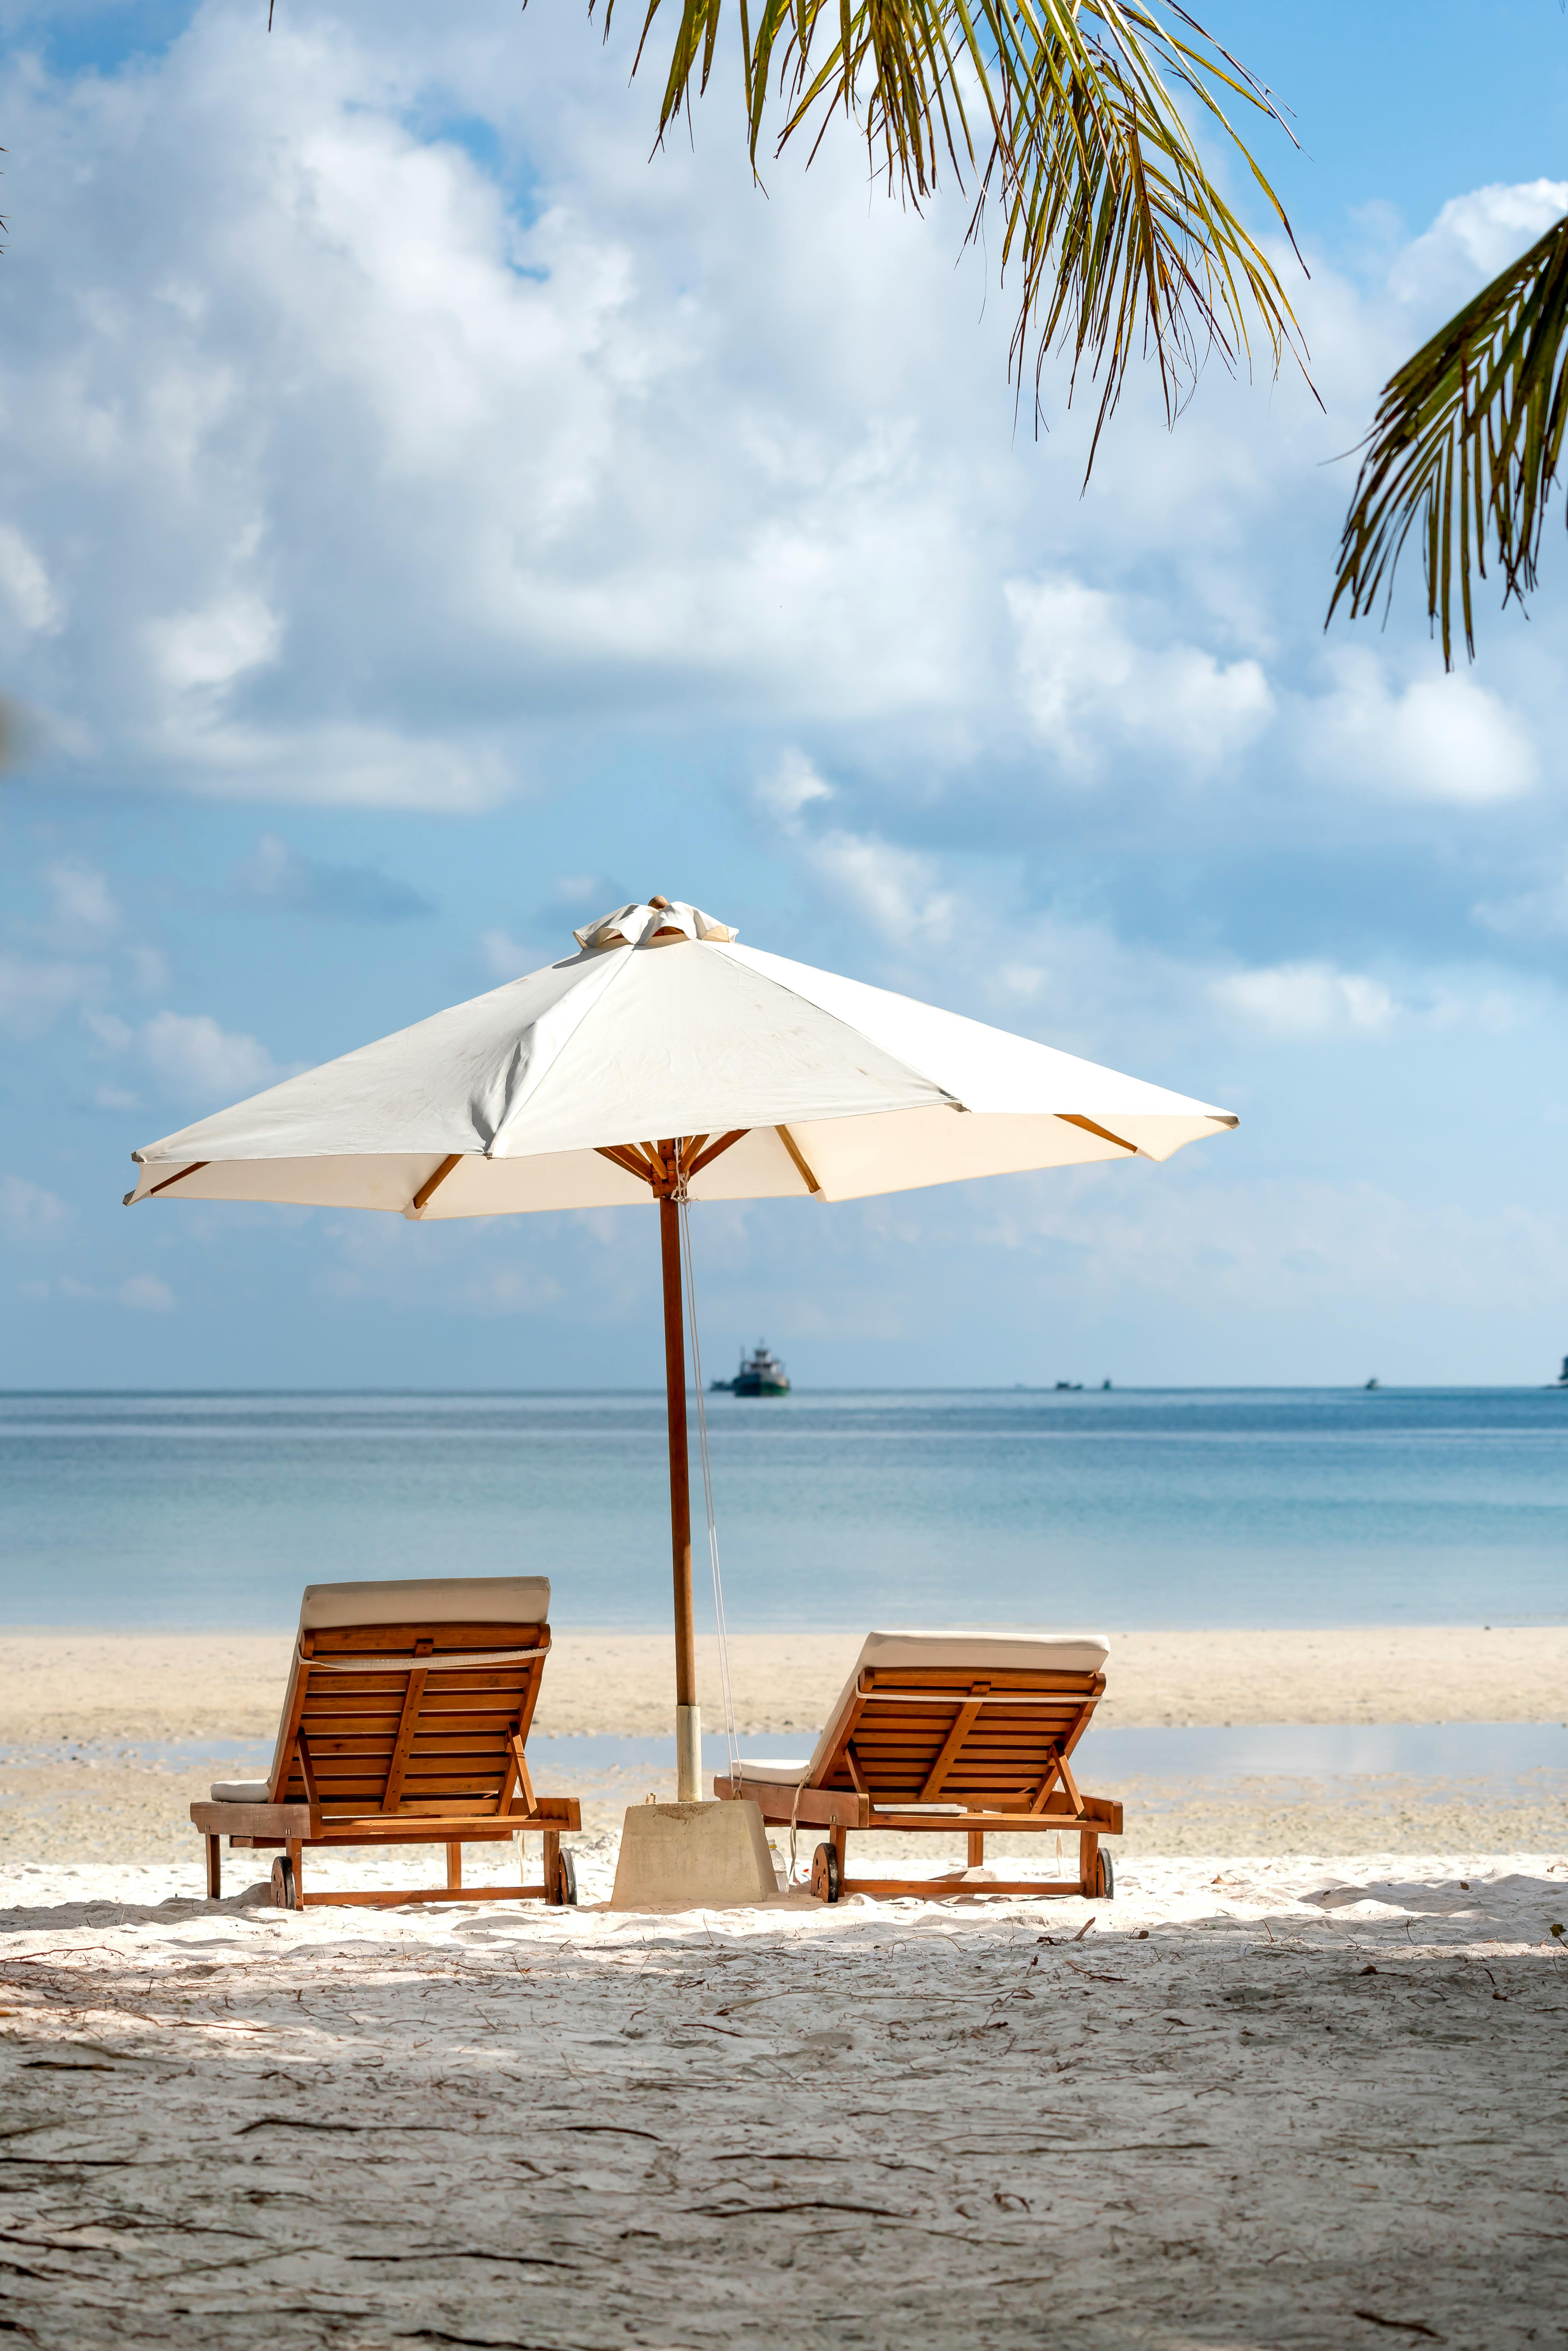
[1,1387,1564,1631]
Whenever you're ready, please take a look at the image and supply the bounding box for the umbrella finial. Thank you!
[572,899,740,951]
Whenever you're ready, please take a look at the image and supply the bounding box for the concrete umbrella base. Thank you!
[609,1799,778,1910]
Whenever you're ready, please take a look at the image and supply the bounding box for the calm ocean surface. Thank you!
[1,1388,1564,1631]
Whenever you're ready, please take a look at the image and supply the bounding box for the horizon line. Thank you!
[3,1382,1565,1399]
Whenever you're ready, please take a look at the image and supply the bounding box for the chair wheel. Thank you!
[1095,1849,1115,1900]
[550,1849,578,1907]
[270,1856,298,1911]
[810,1843,841,1903]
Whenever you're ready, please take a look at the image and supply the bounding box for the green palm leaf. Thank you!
[1329,214,1568,666]
[581,0,1311,470]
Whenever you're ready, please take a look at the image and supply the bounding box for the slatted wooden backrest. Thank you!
[814,1665,1104,1809]
[266,1619,551,1821]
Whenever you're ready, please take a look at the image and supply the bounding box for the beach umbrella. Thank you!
[123,895,1237,1798]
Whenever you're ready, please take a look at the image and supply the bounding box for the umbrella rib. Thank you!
[597,1133,750,1190]
[683,1129,750,1180]
[126,1161,210,1205]
[408,1153,464,1215]
[1059,1115,1140,1156]
[775,1124,823,1196]
[596,1144,661,1189]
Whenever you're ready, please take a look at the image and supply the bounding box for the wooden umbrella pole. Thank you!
[659,1188,701,1800]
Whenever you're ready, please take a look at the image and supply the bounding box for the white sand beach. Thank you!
[2,1627,1565,2343]
[0,1846,1563,2348]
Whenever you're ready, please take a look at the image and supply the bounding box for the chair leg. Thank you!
[831,1825,847,1880]
[287,1839,305,1910]
[205,1834,222,1900]
[446,1842,463,1891]
[967,1830,985,1869]
[1079,1830,1099,1897]
[543,1828,561,1904]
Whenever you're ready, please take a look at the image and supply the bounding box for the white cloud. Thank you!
[0,878,168,1043]
[1208,960,1399,1038]
[0,1174,70,1236]
[230,833,433,920]
[84,1010,134,1051]
[313,1209,570,1317]
[751,749,961,951]
[0,523,62,633]
[455,1265,566,1315]
[151,718,510,812]
[4,14,1568,1387]
[1008,577,1273,778]
[1390,180,1568,316]
[44,862,121,938]
[976,1172,1568,1316]
[1300,650,1538,805]
[755,748,834,825]
[126,945,172,995]
[149,589,281,696]
[0,2,1563,848]
[753,775,1231,1058]
[806,828,958,949]
[0,7,1015,803]
[478,928,545,981]
[1473,866,1568,940]
[117,1272,176,1312]
[0,953,101,1034]
[55,1269,178,1310]
[753,747,965,951]
[140,1010,281,1101]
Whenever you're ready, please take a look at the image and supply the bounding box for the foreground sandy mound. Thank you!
[0,1850,1564,2350]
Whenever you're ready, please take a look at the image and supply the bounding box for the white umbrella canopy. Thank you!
[124,896,1235,1211]
[122,896,1237,1802]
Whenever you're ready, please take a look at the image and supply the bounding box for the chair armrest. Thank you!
[191,1800,313,1837]
[520,1796,582,1829]
[715,1777,869,1828]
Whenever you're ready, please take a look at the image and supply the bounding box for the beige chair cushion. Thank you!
[209,1780,271,1803]
[738,1628,1110,1788]
[857,1631,1108,1675]
[298,1576,550,1631]
[252,1577,554,1797]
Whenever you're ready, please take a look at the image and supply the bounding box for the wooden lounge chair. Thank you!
[190,1576,581,1910]
[715,1630,1120,1902]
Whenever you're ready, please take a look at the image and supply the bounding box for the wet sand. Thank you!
[7,1622,1566,1744]
[2,1624,1563,1865]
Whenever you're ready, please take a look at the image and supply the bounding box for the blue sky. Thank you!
[2,0,1566,1390]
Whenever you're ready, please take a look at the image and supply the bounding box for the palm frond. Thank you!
[584,0,1311,473]
[1329,214,1568,666]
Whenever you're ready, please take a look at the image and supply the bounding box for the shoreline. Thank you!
[3,1627,1563,1867]
[4,1625,1565,1745]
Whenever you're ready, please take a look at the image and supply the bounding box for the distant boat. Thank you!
[1365,1377,1379,1390]
[713,1342,790,1397]
[1555,1356,1568,1388]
